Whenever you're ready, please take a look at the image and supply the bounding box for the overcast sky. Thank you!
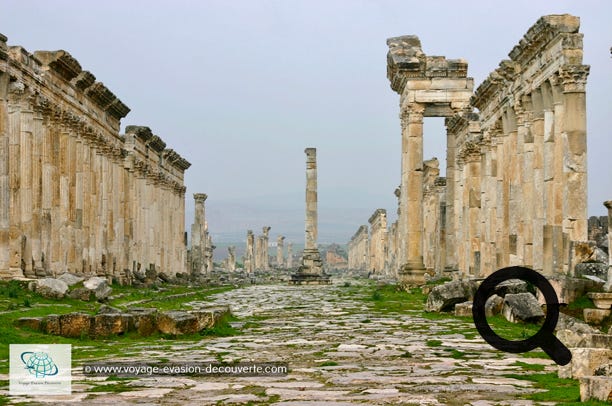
[1,1,610,244]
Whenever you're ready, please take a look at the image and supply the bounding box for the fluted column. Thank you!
[399,103,426,285]
[301,148,322,275]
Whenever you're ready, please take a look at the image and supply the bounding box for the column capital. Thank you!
[559,64,590,93]
[604,200,612,210]
[193,193,207,203]
[400,103,425,125]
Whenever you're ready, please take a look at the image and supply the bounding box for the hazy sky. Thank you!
[1,1,610,244]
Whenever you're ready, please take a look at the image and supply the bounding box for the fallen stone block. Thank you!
[588,292,612,309]
[583,308,611,325]
[125,308,157,336]
[494,279,530,297]
[44,315,61,335]
[425,280,477,312]
[502,293,544,323]
[157,311,199,335]
[454,301,472,317]
[191,306,231,330]
[30,278,69,299]
[91,314,128,337]
[576,334,612,350]
[83,276,113,300]
[68,287,93,301]
[16,317,44,331]
[57,272,85,287]
[559,348,612,379]
[485,294,504,317]
[59,312,91,338]
[556,313,601,348]
[580,376,612,402]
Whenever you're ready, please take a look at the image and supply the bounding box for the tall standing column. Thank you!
[291,147,328,284]
[245,230,254,273]
[276,235,285,268]
[399,103,426,286]
[286,242,293,268]
[262,226,271,270]
[190,193,207,275]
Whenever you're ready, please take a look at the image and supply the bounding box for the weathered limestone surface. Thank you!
[348,225,368,271]
[350,15,590,283]
[244,230,255,273]
[223,246,236,272]
[255,226,271,271]
[291,148,329,284]
[0,36,190,281]
[189,193,213,275]
[286,242,293,269]
[368,209,388,274]
[276,235,285,268]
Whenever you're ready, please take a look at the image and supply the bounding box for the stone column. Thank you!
[276,235,285,268]
[227,246,236,272]
[302,148,321,273]
[286,242,293,269]
[559,65,589,242]
[296,148,323,277]
[399,103,426,286]
[245,230,254,273]
[190,193,207,275]
[262,226,271,270]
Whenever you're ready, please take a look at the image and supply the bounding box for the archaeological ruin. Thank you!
[348,14,594,287]
[0,35,192,282]
[291,148,330,284]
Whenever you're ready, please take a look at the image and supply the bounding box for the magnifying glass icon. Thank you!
[472,266,572,366]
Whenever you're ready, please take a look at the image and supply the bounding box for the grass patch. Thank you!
[199,314,241,337]
[426,339,442,347]
[318,361,339,367]
[513,360,545,371]
[0,280,237,374]
[503,372,580,402]
[486,315,541,341]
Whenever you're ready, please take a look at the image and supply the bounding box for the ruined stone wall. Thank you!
[347,225,368,271]
[454,14,589,277]
[0,35,190,281]
[368,209,387,274]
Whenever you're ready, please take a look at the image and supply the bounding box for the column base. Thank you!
[290,248,331,285]
[398,260,426,288]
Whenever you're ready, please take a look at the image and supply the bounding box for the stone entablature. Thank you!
[0,36,190,280]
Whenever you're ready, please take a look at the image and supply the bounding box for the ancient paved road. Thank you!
[61,280,555,405]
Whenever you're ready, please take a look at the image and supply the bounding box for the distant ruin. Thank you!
[349,15,591,285]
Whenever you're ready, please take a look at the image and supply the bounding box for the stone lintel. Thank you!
[445,112,479,134]
[162,148,190,171]
[34,50,82,82]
